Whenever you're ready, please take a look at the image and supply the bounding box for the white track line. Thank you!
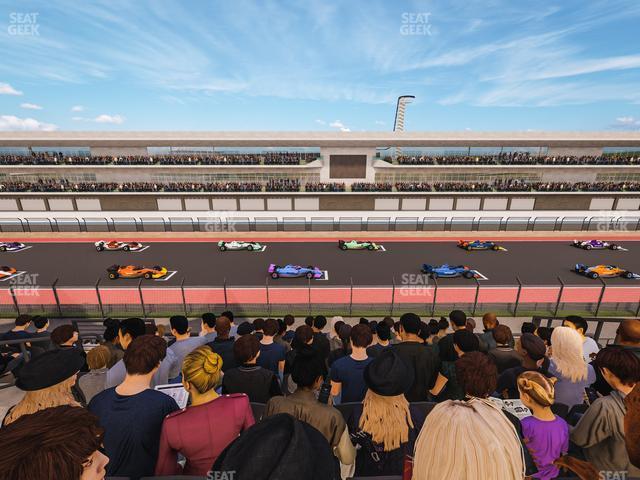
[155,270,178,281]
[378,245,386,252]
[474,270,489,281]
[130,246,150,253]
[6,246,32,253]
[0,271,26,282]
[316,270,329,281]
[617,247,629,252]
[258,245,267,252]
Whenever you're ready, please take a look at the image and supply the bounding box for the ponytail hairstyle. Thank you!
[182,346,223,394]
[517,371,557,407]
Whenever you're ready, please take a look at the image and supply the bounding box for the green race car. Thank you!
[338,239,381,251]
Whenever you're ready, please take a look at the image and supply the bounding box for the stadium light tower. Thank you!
[393,95,415,157]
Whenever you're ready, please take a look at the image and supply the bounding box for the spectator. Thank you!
[593,320,640,396]
[328,323,351,367]
[155,346,254,476]
[256,318,287,377]
[466,317,477,332]
[521,322,537,335]
[548,326,596,410]
[206,316,236,372]
[412,399,524,479]
[518,371,570,480]
[200,312,217,342]
[274,318,290,351]
[479,312,500,351]
[89,335,180,479]
[312,315,330,364]
[536,326,553,352]
[0,405,108,480]
[101,318,123,367]
[3,348,84,425]
[455,351,498,399]
[564,315,600,362]
[625,384,640,468]
[432,329,480,400]
[572,346,640,477]
[78,345,111,403]
[106,317,178,389]
[220,310,238,337]
[497,333,549,399]
[282,314,296,343]
[488,325,523,374]
[222,334,282,403]
[346,349,423,476]
[366,321,392,357]
[304,316,314,327]
[51,324,79,348]
[437,310,468,362]
[236,321,255,337]
[328,316,345,351]
[392,313,439,402]
[265,348,356,466]
[168,315,207,380]
[284,325,316,394]
[431,317,449,344]
[0,314,32,353]
[382,316,399,344]
[253,318,266,340]
[211,413,340,480]
[30,315,51,351]
[330,324,373,403]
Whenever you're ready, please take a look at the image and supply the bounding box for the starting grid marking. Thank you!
[318,270,329,281]
[155,270,178,282]
[475,270,489,281]
[378,245,387,252]
[0,271,27,282]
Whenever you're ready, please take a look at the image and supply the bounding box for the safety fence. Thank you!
[0,276,638,318]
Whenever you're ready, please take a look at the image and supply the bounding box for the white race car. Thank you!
[95,240,144,252]
[218,240,263,251]
[0,242,26,252]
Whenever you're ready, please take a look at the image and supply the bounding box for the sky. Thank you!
[0,0,640,132]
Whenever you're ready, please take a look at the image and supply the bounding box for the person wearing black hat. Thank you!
[431,329,481,401]
[496,332,551,399]
[236,321,255,337]
[212,413,340,480]
[2,347,85,426]
[345,349,425,477]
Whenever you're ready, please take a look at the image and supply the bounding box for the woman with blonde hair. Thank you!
[412,398,525,480]
[548,326,596,409]
[2,348,85,426]
[346,349,421,476]
[518,371,570,480]
[155,345,255,476]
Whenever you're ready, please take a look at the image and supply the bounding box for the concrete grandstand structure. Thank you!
[1,131,640,233]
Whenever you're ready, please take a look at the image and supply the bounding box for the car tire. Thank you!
[367,244,374,250]
[466,245,472,251]
[96,245,104,251]
[247,245,253,251]
[611,244,619,250]
[271,272,279,279]
[463,271,474,279]
[219,245,226,251]
[144,272,153,279]
[589,272,598,279]
[341,244,348,250]
[492,245,499,251]
[0,246,5,252]
[624,271,634,279]
[585,244,592,250]
[123,245,130,251]
[108,272,118,279]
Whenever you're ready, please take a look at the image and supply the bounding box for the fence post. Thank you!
[514,276,523,317]
[9,284,20,316]
[594,278,606,317]
[554,276,565,317]
[390,277,396,317]
[636,298,640,318]
[307,277,312,317]
[349,277,353,317]
[223,277,228,309]
[138,279,147,319]
[431,277,438,317]
[52,278,63,318]
[265,276,271,317]
[472,277,480,316]
[180,278,187,316]
[95,279,105,319]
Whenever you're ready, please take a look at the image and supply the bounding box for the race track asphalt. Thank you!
[2,240,640,288]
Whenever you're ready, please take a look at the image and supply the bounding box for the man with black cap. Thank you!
[346,349,425,477]
[392,312,440,402]
[496,332,550,399]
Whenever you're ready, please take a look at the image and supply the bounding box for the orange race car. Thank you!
[0,266,17,279]
[107,264,168,280]
[574,263,640,279]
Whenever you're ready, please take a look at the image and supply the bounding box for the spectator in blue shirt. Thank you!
[168,315,207,381]
[331,324,373,403]
[257,319,287,377]
[89,334,180,480]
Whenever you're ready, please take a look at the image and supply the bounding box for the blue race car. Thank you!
[571,239,622,250]
[457,240,507,251]
[421,264,479,279]
[268,264,325,279]
[0,242,26,252]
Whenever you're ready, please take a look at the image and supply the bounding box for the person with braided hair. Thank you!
[518,371,570,480]
[155,345,254,476]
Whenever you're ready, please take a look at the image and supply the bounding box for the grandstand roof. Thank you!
[1,131,640,147]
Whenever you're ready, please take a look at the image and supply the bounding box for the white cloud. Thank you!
[94,114,125,124]
[0,115,57,131]
[71,116,85,121]
[374,120,385,125]
[0,83,22,95]
[315,119,326,125]
[71,105,84,112]
[329,120,350,132]
[612,116,640,129]
[20,103,43,110]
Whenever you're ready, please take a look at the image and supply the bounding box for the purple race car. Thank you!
[571,239,623,250]
[0,242,26,252]
[268,264,325,279]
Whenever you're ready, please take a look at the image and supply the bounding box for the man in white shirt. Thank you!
[564,315,600,362]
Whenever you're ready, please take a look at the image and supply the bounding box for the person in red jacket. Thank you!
[155,346,255,476]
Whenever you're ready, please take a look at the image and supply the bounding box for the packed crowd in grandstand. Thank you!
[394,152,640,165]
[0,152,318,166]
[3,179,640,193]
[0,311,638,479]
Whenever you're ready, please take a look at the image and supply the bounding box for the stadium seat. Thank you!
[250,402,266,421]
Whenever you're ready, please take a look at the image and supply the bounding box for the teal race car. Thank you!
[338,240,381,251]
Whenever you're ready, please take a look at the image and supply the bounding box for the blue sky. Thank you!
[0,0,640,132]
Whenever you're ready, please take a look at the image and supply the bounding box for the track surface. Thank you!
[2,240,640,287]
